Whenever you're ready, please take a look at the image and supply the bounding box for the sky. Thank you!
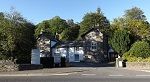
[0,0,150,24]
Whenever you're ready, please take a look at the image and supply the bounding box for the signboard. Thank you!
[31,49,40,64]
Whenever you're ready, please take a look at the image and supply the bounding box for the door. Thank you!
[54,53,61,64]
[74,54,79,62]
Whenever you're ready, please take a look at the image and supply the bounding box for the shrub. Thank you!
[0,54,9,60]
[40,57,54,68]
[123,55,150,62]
[123,41,150,62]
[124,41,150,58]
[61,57,66,67]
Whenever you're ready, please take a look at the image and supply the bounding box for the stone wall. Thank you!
[0,60,18,72]
[18,64,43,71]
[126,62,150,69]
[0,60,43,72]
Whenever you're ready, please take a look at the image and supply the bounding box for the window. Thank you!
[56,48,60,52]
[91,41,97,51]
[76,47,79,51]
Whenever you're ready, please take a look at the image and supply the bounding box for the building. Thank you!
[52,27,109,63]
[37,32,58,57]
[81,27,109,63]
[37,27,109,64]
[52,41,84,62]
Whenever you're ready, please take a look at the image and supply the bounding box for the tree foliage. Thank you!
[0,9,35,63]
[109,29,131,56]
[61,24,80,41]
[35,18,80,41]
[111,7,150,45]
[35,16,69,38]
[123,41,150,58]
[80,8,110,36]
[124,7,146,21]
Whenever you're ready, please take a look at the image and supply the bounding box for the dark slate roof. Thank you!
[56,41,84,48]
[37,32,50,39]
[37,32,58,41]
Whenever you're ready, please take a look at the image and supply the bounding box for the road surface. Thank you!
[0,67,150,82]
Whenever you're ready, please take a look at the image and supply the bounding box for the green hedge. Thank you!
[40,57,54,68]
[123,41,150,62]
[123,41,150,58]
[123,55,150,62]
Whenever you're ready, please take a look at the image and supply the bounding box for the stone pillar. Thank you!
[116,57,123,68]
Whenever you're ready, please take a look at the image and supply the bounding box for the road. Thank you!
[0,67,150,82]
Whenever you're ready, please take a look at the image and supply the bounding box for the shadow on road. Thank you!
[69,62,115,67]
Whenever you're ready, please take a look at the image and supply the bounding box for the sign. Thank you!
[31,49,40,64]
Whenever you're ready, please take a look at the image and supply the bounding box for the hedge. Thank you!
[123,41,150,58]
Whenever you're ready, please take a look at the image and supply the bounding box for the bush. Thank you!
[0,54,9,60]
[124,41,150,58]
[123,55,150,62]
[40,57,54,68]
[61,57,66,67]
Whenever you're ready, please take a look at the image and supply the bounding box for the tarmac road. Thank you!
[0,67,150,82]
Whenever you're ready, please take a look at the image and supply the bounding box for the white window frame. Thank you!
[91,41,97,51]
[76,47,79,51]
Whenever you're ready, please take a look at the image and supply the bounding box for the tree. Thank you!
[109,29,131,56]
[49,16,69,34]
[61,24,80,41]
[124,7,146,21]
[111,7,150,43]
[35,16,69,38]
[35,17,81,41]
[0,9,35,63]
[35,20,52,38]
[80,8,110,36]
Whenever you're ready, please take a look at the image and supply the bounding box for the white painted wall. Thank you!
[59,48,67,57]
[70,47,84,62]
[31,48,40,64]
[53,47,84,63]
[54,53,61,64]
[52,48,67,64]
[69,47,75,62]
[75,47,84,61]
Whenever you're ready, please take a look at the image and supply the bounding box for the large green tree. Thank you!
[111,7,150,42]
[124,7,146,21]
[0,9,35,63]
[35,17,80,41]
[109,29,131,56]
[61,24,80,41]
[80,8,110,36]
[35,16,69,38]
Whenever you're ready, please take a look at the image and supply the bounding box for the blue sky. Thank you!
[0,0,150,24]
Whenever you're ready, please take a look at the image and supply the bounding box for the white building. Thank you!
[52,46,84,62]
